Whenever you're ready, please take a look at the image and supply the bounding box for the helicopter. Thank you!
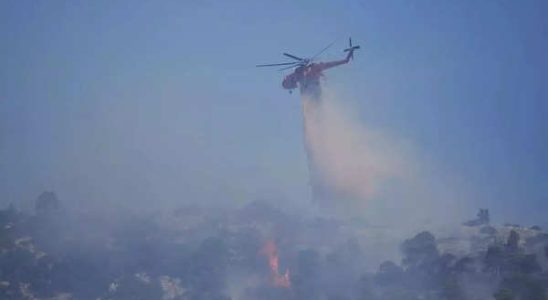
[257,37,360,94]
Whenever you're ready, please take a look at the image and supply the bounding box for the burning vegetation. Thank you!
[260,240,290,288]
[0,194,547,300]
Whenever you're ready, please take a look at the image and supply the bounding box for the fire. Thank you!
[260,240,290,288]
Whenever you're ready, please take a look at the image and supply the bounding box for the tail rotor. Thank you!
[343,37,360,60]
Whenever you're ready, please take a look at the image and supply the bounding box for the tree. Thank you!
[506,230,520,253]
[484,245,504,273]
[401,231,439,269]
[35,191,60,214]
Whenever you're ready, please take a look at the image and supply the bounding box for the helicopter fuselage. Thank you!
[282,59,348,95]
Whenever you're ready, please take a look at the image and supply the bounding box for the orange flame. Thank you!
[260,240,290,288]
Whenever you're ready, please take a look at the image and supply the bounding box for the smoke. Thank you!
[301,88,411,214]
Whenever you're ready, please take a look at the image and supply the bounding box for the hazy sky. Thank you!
[1,1,547,224]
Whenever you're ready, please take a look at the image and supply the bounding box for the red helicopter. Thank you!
[257,38,360,94]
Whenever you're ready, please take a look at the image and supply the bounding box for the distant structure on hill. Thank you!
[463,209,490,227]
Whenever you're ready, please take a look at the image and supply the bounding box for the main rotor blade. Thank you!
[256,62,298,67]
[283,53,304,61]
[311,40,336,60]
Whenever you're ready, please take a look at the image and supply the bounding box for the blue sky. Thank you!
[1,1,547,224]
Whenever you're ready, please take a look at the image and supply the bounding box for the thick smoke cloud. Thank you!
[300,87,471,229]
